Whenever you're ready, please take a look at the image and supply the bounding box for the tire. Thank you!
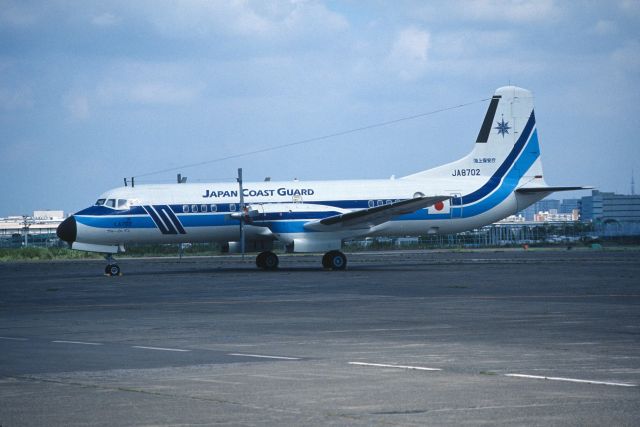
[321,252,331,269]
[107,264,120,276]
[256,252,266,269]
[323,250,347,270]
[330,251,346,270]
[263,252,279,270]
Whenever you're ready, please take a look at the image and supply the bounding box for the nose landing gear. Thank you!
[104,254,121,276]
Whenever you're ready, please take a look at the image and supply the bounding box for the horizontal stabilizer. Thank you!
[304,196,449,231]
[516,186,592,194]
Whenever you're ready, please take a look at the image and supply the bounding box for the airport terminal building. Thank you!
[0,211,65,248]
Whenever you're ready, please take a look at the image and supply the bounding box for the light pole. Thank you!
[21,215,31,247]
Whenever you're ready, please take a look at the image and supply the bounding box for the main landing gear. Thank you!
[322,250,347,270]
[256,251,279,270]
[255,250,347,270]
[104,254,121,276]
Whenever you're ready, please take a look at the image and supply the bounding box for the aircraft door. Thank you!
[450,192,462,218]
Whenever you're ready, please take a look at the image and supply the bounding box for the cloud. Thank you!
[0,1,38,27]
[432,30,515,59]
[611,40,640,72]
[438,0,561,23]
[592,20,618,36]
[388,27,431,81]
[64,93,90,120]
[93,61,205,106]
[619,0,640,15]
[470,0,559,22]
[128,82,202,105]
[280,0,348,35]
[145,1,273,38]
[97,80,203,106]
[143,0,347,41]
[0,85,33,110]
[91,12,120,27]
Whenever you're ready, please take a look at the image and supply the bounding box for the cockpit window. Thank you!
[117,199,128,208]
[95,199,106,206]
[105,199,116,208]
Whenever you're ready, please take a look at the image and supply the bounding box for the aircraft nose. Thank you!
[56,216,77,243]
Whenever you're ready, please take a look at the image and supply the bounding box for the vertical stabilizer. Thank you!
[404,86,544,182]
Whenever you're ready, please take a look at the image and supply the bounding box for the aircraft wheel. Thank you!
[256,252,266,269]
[105,264,121,276]
[321,252,331,268]
[262,251,279,270]
[324,250,347,270]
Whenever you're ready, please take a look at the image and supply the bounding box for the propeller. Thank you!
[237,168,246,259]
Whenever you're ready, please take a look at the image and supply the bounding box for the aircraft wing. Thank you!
[304,196,450,231]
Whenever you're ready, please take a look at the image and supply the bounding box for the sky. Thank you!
[1,0,639,217]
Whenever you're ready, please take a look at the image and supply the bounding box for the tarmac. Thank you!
[1,249,639,426]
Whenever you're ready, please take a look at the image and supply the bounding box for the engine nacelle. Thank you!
[222,240,274,253]
[287,238,341,253]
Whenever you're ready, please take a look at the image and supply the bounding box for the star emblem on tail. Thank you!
[494,115,511,137]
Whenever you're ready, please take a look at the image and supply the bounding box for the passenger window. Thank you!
[183,205,189,213]
[230,204,236,212]
[210,204,217,212]
[191,205,198,213]
[96,199,106,206]
[368,200,375,208]
[106,199,115,208]
[386,200,392,205]
[201,205,207,212]
[377,200,383,206]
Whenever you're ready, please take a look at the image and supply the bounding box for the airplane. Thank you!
[56,86,587,275]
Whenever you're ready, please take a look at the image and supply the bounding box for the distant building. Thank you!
[579,191,640,236]
[497,214,526,223]
[33,210,64,221]
[519,199,561,220]
[534,210,579,222]
[0,211,65,248]
[536,199,561,213]
[559,199,579,215]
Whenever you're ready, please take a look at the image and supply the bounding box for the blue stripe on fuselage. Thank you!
[452,110,535,206]
[75,215,156,229]
[398,128,540,221]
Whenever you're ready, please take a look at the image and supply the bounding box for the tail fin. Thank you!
[404,86,544,181]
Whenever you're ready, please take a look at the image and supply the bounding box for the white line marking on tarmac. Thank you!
[349,362,442,371]
[229,353,300,360]
[0,336,28,341]
[52,340,102,346]
[505,373,637,387]
[132,346,191,352]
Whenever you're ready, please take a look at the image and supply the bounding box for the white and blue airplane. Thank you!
[57,86,585,275]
